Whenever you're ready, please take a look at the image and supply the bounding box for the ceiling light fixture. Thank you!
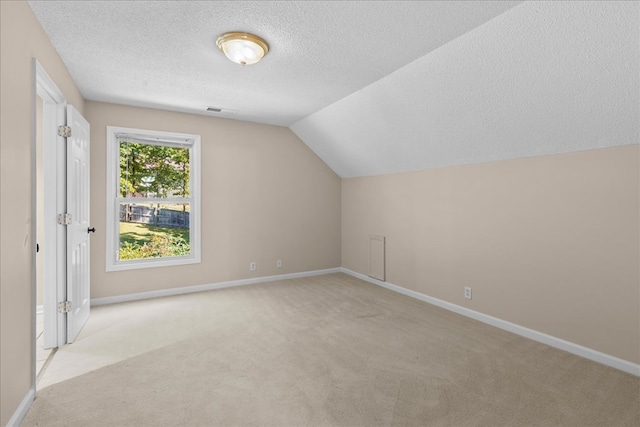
[216,32,269,66]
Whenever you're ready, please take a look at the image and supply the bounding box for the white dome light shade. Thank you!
[216,32,269,66]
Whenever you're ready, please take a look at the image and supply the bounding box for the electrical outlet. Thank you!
[464,287,472,300]
[276,259,282,268]
[250,262,256,271]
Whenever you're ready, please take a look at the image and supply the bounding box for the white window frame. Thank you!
[106,126,201,271]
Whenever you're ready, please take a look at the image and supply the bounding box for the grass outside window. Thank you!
[119,222,190,260]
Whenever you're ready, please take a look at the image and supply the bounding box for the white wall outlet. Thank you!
[464,287,472,300]
[250,262,256,271]
[276,259,282,268]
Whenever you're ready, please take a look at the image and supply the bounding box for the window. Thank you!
[106,126,200,271]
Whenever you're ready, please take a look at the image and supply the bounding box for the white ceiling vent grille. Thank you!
[206,107,239,115]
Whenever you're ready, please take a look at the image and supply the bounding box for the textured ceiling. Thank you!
[29,1,638,178]
[28,0,521,127]
[292,1,639,177]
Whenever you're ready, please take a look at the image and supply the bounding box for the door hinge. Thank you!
[58,125,72,138]
[57,213,72,225]
[57,301,72,313]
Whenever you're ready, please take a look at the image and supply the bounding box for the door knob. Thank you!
[87,227,96,233]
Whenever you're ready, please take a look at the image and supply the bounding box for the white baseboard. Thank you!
[341,268,640,377]
[6,387,35,427]
[91,267,342,307]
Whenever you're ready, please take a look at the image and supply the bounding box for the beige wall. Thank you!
[0,1,85,425]
[343,145,640,364]
[86,101,341,299]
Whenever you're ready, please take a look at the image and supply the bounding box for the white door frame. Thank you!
[33,60,67,362]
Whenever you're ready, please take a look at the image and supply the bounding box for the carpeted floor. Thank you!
[24,273,639,426]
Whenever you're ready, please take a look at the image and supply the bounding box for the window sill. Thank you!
[106,255,201,272]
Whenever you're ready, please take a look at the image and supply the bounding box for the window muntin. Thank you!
[106,127,200,271]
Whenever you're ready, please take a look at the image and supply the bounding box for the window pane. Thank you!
[119,141,190,199]
[119,203,190,260]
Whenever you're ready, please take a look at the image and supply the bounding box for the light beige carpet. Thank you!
[24,273,639,426]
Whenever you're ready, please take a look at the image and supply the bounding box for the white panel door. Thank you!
[66,105,91,343]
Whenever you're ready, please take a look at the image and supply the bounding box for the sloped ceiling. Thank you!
[29,1,638,178]
[291,1,640,177]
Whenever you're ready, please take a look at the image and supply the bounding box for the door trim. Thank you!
[33,60,67,361]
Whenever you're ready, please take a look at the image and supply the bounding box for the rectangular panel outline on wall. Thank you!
[369,234,385,281]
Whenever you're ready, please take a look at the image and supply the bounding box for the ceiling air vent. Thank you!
[206,107,239,115]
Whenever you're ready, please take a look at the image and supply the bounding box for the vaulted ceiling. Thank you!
[29,1,639,178]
